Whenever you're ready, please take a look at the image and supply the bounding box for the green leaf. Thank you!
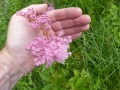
[28,81,33,85]
[53,84,65,90]
[69,69,80,84]
[75,69,88,89]
[74,69,80,76]
[42,84,53,90]
[68,69,80,89]
[40,72,53,82]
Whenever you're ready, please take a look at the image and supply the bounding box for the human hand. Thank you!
[1,4,91,75]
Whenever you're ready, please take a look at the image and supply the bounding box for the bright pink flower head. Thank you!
[26,34,72,67]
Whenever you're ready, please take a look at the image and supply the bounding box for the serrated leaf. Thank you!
[75,69,87,89]
[68,69,80,88]
[69,76,78,86]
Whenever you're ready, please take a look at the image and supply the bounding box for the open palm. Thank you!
[3,4,91,74]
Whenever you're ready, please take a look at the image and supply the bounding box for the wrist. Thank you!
[0,48,25,90]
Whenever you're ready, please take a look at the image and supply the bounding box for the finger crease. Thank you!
[59,22,63,30]
[52,11,56,22]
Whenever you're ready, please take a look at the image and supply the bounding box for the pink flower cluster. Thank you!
[26,35,72,67]
[16,8,51,32]
[16,6,72,67]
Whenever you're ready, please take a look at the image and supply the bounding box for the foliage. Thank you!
[0,0,120,90]
[102,2,120,46]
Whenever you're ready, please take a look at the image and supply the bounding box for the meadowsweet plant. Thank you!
[16,3,72,67]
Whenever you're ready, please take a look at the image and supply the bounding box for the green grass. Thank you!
[0,0,120,90]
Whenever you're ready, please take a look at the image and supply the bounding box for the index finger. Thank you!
[47,7,82,22]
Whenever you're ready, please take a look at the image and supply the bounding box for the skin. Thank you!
[0,4,91,90]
